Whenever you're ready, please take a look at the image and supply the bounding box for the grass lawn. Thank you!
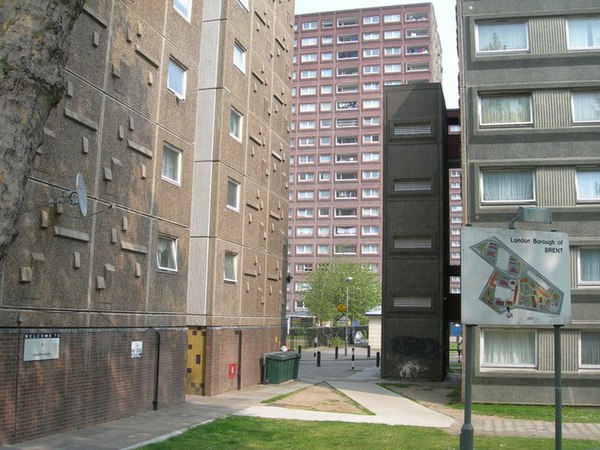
[141,416,598,450]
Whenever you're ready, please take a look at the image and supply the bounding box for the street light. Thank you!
[344,276,353,356]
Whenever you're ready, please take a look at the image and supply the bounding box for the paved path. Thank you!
[2,348,599,449]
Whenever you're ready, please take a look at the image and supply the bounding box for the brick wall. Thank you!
[0,328,186,445]
[204,326,283,396]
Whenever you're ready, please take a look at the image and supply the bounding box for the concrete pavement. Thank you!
[2,347,599,449]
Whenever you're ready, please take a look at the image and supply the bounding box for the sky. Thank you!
[294,0,459,108]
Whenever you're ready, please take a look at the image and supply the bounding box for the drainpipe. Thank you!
[153,330,161,411]
[235,329,242,390]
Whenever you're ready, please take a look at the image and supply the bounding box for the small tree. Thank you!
[303,261,380,325]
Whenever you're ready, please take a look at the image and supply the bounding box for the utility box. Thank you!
[263,351,301,384]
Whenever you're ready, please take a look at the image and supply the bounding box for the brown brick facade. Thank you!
[0,328,186,445]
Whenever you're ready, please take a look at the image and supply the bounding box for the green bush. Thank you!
[328,336,344,348]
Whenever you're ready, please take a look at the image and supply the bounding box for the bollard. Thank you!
[351,347,355,370]
[314,341,317,357]
[376,351,380,367]
[317,351,321,367]
[298,345,302,355]
[335,346,339,359]
[367,346,371,358]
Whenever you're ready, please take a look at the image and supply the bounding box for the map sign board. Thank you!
[461,227,570,326]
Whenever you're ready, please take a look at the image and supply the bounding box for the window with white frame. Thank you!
[230,108,243,141]
[335,207,357,217]
[363,48,380,57]
[337,83,358,93]
[363,116,380,126]
[363,99,380,109]
[567,17,600,50]
[336,118,358,128]
[299,120,316,130]
[320,119,332,128]
[481,170,534,203]
[173,0,191,21]
[362,207,379,217]
[318,190,330,199]
[297,208,314,218]
[321,68,333,78]
[362,188,379,198]
[384,14,401,23]
[384,30,401,40]
[157,235,178,272]
[362,152,380,162]
[320,136,332,146]
[321,52,333,61]
[297,172,315,182]
[224,251,237,282]
[406,12,427,21]
[335,226,357,236]
[336,154,358,163]
[481,329,536,368]
[363,31,380,41]
[337,100,358,110]
[319,171,331,181]
[167,58,186,99]
[322,35,333,44]
[362,134,379,144]
[319,154,332,164]
[337,67,358,77]
[336,136,358,145]
[161,143,181,185]
[338,17,358,27]
[296,263,314,272]
[298,155,315,164]
[301,37,318,46]
[362,170,380,180]
[298,137,315,146]
[384,47,402,56]
[335,189,357,199]
[300,53,318,63]
[578,248,600,286]
[317,226,329,237]
[363,82,380,91]
[580,332,600,368]
[226,178,240,211]
[363,65,380,75]
[337,34,359,44]
[299,103,316,113]
[334,244,357,255]
[233,41,246,73]
[406,28,428,39]
[321,86,333,96]
[302,20,318,30]
[479,94,532,126]
[363,15,379,25]
[362,225,379,236]
[318,244,329,255]
[384,64,402,73]
[406,62,429,72]
[571,91,600,123]
[296,226,313,236]
[296,244,313,255]
[476,21,528,53]
[297,190,315,200]
[336,171,357,180]
[320,102,332,112]
[406,45,428,55]
[300,86,317,96]
[322,19,333,29]
[576,170,600,201]
[301,70,317,79]
[362,244,379,255]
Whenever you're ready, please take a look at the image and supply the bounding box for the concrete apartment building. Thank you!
[288,4,442,323]
[0,0,293,444]
[458,0,600,404]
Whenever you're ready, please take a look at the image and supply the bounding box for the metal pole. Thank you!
[376,351,380,367]
[317,351,321,367]
[555,325,562,450]
[335,346,339,359]
[345,282,349,356]
[460,324,474,450]
[351,347,355,369]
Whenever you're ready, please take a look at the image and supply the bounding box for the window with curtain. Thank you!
[481,170,534,203]
[578,248,600,285]
[482,329,536,367]
[571,91,600,123]
[576,170,600,201]
[161,144,181,185]
[479,95,532,126]
[580,332,600,367]
[476,22,528,53]
[157,236,178,272]
[567,17,600,50]
[224,252,237,282]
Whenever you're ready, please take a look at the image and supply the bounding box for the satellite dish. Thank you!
[72,173,88,217]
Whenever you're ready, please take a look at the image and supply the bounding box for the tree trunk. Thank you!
[0,0,84,264]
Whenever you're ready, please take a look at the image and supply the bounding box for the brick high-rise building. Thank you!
[288,4,442,322]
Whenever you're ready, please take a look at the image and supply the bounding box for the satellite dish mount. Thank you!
[49,173,88,217]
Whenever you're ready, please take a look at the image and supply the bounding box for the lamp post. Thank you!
[344,277,352,356]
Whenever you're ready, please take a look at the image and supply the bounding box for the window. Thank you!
[299,103,316,113]
[233,41,246,73]
[297,190,314,200]
[335,189,357,199]
[296,244,313,255]
[479,95,532,126]
[322,19,333,29]
[334,244,357,255]
[384,14,401,23]
[394,123,431,136]
[363,82,380,92]
[298,137,315,146]
[481,329,536,368]
[319,136,332,146]
[301,70,317,79]
[301,37,318,46]
[337,34,359,44]
[406,62,429,72]
[337,101,358,110]
[321,68,333,78]
[567,17,600,50]
[321,52,333,61]
[300,53,318,63]
[384,30,401,40]
[571,91,600,123]
[363,32,380,41]
[319,154,331,164]
[580,332,600,368]
[319,171,331,181]
[317,226,329,237]
[362,225,379,236]
[336,170,357,180]
[362,207,379,217]
[298,155,315,164]
[336,136,358,145]
[362,134,379,144]
[321,85,333,95]
[476,22,528,53]
[157,235,178,272]
[576,170,600,201]
[337,67,358,77]
[406,12,427,22]
[230,108,243,141]
[363,170,380,180]
[338,50,359,60]
[384,47,402,56]
[335,226,357,236]
[406,28,428,38]
[320,119,332,128]
[363,99,380,109]
[296,226,313,236]
[335,208,357,217]
[384,64,402,73]
[297,208,314,218]
[578,248,600,285]
[481,170,534,203]
[336,84,358,94]
[296,263,314,272]
[317,245,329,255]
[336,118,358,128]
[363,48,380,57]
[318,207,330,217]
[318,190,330,199]
[173,0,191,21]
[338,17,358,27]
[297,172,315,182]
[300,86,317,96]
[363,65,380,75]
[362,188,379,198]
[299,120,316,130]
[363,116,380,126]
[406,45,428,55]
[226,178,240,211]
[161,144,181,185]
[362,152,380,162]
[363,16,379,25]
[302,21,318,30]
[362,244,379,255]
[167,58,186,99]
[224,252,237,282]
[322,36,333,45]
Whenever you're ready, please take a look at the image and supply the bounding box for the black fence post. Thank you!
[317,351,321,367]
[367,346,371,358]
[351,347,355,369]
[298,345,302,355]
[376,352,380,367]
[335,346,338,359]
[314,341,317,357]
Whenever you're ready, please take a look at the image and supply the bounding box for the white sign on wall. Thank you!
[461,227,571,326]
[23,333,61,361]
[131,341,143,358]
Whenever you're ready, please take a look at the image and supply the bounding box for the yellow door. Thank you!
[186,326,206,395]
